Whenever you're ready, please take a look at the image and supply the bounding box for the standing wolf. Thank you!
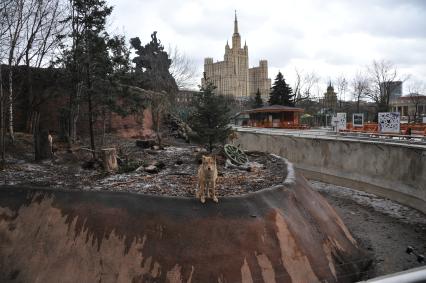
[197,155,218,203]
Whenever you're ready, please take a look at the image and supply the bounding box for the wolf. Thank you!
[196,155,218,203]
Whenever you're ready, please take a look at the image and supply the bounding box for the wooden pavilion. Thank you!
[242,105,305,129]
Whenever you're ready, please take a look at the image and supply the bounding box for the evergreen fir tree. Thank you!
[251,88,263,108]
[189,75,231,152]
[269,72,294,106]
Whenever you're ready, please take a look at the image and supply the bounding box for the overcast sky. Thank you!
[108,0,426,97]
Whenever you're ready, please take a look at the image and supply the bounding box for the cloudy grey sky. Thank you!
[108,0,426,97]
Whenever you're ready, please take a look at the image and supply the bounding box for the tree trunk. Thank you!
[208,140,213,153]
[8,67,14,143]
[87,83,96,159]
[34,112,52,161]
[68,82,81,144]
[25,61,34,133]
[0,63,4,169]
[101,148,117,172]
[156,111,162,147]
[101,107,106,146]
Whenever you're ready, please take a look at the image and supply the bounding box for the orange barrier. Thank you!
[343,123,426,136]
[247,121,310,130]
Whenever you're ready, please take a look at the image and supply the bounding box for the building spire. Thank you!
[232,10,241,49]
[234,10,239,34]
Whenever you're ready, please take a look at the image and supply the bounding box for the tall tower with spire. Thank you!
[203,12,271,100]
[232,10,241,49]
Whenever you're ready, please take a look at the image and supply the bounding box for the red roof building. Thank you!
[242,105,304,128]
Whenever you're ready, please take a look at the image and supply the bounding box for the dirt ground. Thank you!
[1,133,287,197]
[311,181,426,280]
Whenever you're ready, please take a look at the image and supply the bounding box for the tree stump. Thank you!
[101,148,118,172]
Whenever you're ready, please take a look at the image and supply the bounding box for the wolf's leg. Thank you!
[207,181,211,198]
[195,183,200,198]
[200,182,206,204]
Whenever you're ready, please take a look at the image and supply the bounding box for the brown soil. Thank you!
[1,133,287,197]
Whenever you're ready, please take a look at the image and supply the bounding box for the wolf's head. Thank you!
[202,155,216,172]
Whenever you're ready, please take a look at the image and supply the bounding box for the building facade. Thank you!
[380,81,403,99]
[390,94,426,122]
[319,83,338,113]
[202,12,271,99]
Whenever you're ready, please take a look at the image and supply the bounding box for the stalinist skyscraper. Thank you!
[202,12,271,98]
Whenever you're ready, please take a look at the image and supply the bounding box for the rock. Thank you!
[136,139,156,149]
[144,165,158,173]
[157,161,165,169]
[194,147,207,153]
[82,160,100,170]
[152,145,160,150]
[149,160,165,170]
[135,166,144,172]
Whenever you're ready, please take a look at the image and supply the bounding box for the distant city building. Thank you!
[380,81,402,99]
[390,94,426,122]
[202,12,271,99]
[319,82,338,113]
[174,89,200,121]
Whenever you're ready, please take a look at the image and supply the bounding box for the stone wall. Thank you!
[234,130,426,213]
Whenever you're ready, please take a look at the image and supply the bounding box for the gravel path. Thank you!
[310,180,426,280]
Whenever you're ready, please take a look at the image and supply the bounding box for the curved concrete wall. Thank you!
[0,157,369,283]
[234,131,426,214]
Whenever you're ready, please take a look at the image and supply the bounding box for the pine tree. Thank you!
[189,75,231,152]
[269,72,294,106]
[251,88,263,108]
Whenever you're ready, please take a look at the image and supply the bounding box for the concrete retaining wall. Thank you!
[234,130,426,214]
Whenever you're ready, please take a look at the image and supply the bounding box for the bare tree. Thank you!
[20,0,66,133]
[406,80,426,123]
[292,68,319,105]
[335,75,348,109]
[351,71,370,113]
[0,1,13,167]
[3,0,33,142]
[367,59,403,114]
[149,91,170,147]
[168,45,197,89]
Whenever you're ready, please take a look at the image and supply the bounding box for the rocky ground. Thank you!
[311,180,426,280]
[0,133,287,197]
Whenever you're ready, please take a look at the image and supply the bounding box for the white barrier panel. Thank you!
[378,112,400,133]
[353,113,364,127]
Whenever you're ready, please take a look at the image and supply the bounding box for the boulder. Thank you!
[135,139,156,149]
[144,165,158,173]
